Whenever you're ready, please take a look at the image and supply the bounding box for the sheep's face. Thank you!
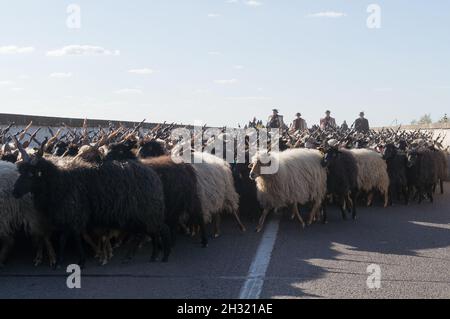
[63,144,79,157]
[248,158,271,180]
[138,141,166,159]
[13,161,41,198]
[77,146,103,163]
[321,149,339,168]
[104,143,136,162]
[382,144,397,160]
[53,142,68,157]
[407,151,419,168]
[248,161,262,180]
[1,151,18,163]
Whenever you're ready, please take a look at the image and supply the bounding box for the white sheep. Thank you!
[0,161,56,267]
[249,148,327,232]
[348,148,390,207]
[191,152,246,237]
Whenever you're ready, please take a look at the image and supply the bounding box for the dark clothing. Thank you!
[292,118,307,131]
[267,115,285,129]
[354,117,370,133]
[320,116,336,130]
[341,123,349,131]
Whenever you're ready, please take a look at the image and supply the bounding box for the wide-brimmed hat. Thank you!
[272,108,279,113]
[296,112,301,117]
[325,110,331,114]
[360,111,365,116]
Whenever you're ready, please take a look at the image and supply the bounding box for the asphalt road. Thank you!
[1,183,450,299]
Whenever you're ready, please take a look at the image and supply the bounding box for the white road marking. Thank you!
[239,219,280,299]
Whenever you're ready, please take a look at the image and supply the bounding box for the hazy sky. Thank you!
[0,0,449,127]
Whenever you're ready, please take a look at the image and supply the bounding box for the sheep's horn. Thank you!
[18,121,33,141]
[13,136,31,162]
[23,127,41,148]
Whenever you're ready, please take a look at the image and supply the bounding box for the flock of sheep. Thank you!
[0,120,448,269]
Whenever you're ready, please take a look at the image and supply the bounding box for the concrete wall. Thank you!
[0,113,191,147]
[0,112,158,129]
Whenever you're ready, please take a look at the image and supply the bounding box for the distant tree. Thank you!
[437,114,448,124]
[417,114,433,125]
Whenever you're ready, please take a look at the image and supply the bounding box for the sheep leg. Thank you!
[75,234,86,269]
[428,186,434,203]
[150,234,159,262]
[179,222,191,236]
[213,214,221,238]
[56,232,69,268]
[440,179,444,195]
[388,185,394,206]
[417,186,423,204]
[190,224,199,237]
[123,235,141,263]
[0,236,15,267]
[106,234,114,260]
[232,210,247,233]
[291,204,305,229]
[44,236,56,268]
[383,189,389,208]
[32,236,44,267]
[402,186,409,205]
[82,233,100,257]
[256,208,270,233]
[322,203,328,224]
[367,192,374,207]
[160,224,171,263]
[199,221,208,248]
[99,235,109,266]
[340,196,347,220]
[112,231,126,249]
[349,192,357,220]
[307,202,321,226]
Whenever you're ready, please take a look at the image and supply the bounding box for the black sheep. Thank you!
[138,140,167,159]
[321,147,358,221]
[53,141,68,157]
[429,147,447,195]
[105,142,208,247]
[407,149,438,203]
[231,162,261,221]
[0,152,18,163]
[382,143,409,205]
[13,154,170,267]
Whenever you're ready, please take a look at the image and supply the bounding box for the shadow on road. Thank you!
[264,184,450,298]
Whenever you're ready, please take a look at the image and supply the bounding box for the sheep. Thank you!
[407,149,438,203]
[1,151,18,163]
[120,140,245,238]
[138,139,168,158]
[12,149,170,267]
[429,148,447,195]
[320,146,358,221]
[191,152,246,237]
[104,142,208,248]
[249,149,327,232]
[382,143,409,205]
[348,148,390,207]
[231,162,261,221]
[0,160,56,267]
